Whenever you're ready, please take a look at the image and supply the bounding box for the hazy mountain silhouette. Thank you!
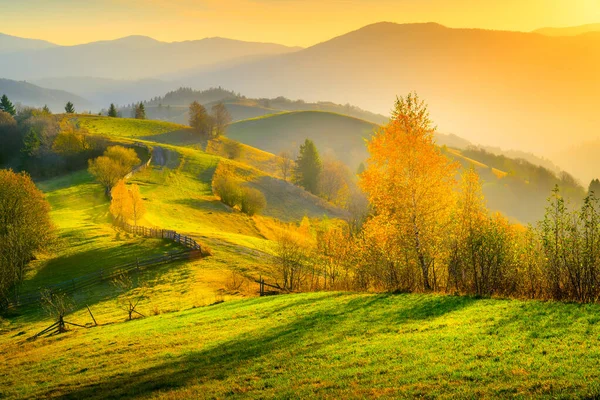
[534,23,600,36]
[175,22,600,160]
[0,78,92,112]
[0,36,300,80]
[0,32,57,54]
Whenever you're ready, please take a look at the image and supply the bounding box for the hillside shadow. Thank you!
[47,293,471,399]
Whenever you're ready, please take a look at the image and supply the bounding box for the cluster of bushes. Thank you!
[211,163,266,216]
[0,99,108,179]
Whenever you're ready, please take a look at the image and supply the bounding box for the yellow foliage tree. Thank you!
[360,93,458,291]
[128,184,146,226]
[110,180,133,224]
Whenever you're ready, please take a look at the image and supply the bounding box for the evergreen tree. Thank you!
[108,103,118,118]
[22,127,41,157]
[42,105,51,114]
[294,139,322,194]
[0,95,16,116]
[589,179,600,196]
[134,103,146,119]
[64,101,75,114]
[357,162,366,175]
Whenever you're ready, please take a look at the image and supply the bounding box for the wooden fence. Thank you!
[12,249,202,308]
[119,221,206,254]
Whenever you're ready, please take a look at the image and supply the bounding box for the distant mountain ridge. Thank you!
[0,78,92,112]
[0,32,57,54]
[534,23,600,36]
[0,35,301,80]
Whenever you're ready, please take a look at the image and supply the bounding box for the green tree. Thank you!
[0,95,16,116]
[134,103,146,119]
[294,139,322,195]
[64,101,75,114]
[22,127,41,157]
[42,105,51,115]
[108,103,118,118]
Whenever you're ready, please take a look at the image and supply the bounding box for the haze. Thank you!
[1,0,599,47]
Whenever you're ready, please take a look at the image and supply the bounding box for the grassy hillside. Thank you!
[4,292,600,398]
[228,111,377,171]
[7,115,345,319]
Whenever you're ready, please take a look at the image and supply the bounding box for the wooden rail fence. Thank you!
[12,249,202,308]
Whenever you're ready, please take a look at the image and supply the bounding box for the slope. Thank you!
[0,78,93,112]
[227,111,378,170]
[0,32,56,54]
[3,292,600,398]
[178,22,600,157]
[534,23,600,36]
[0,36,300,81]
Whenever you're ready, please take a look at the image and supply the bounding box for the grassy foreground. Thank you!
[3,292,600,399]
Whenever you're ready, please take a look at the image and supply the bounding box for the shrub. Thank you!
[212,164,240,208]
[239,187,267,216]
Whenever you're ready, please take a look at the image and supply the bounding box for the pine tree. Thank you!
[108,103,118,118]
[134,103,146,119]
[64,101,75,114]
[0,95,16,116]
[22,127,41,156]
[42,105,51,114]
[294,139,322,195]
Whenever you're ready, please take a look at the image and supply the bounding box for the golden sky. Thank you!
[2,0,600,46]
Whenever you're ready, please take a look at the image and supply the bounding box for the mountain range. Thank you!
[1,23,600,183]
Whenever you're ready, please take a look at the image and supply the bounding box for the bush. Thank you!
[240,187,267,216]
[212,165,240,208]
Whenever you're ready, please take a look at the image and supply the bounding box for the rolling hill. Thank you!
[0,36,300,81]
[0,78,93,112]
[534,23,600,36]
[227,111,377,170]
[174,22,600,160]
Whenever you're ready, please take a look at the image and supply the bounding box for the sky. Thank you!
[1,0,599,46]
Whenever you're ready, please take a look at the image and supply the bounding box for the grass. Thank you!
[78,115,190,139]
[3,292,600,399]
[227,111,378,171]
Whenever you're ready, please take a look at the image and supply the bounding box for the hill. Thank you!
[534,23,600,36]
[227,111,378,170]
[0,36,300,81]
[0,78,93,112]
[4,291,600,398]
[0,32,56,54]
[175,22,600,160]
[115,87,389,125]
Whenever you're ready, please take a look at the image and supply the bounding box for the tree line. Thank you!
[268,93,600,303]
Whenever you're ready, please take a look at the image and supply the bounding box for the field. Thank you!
[3,292,600,398]
[1,115,594,399]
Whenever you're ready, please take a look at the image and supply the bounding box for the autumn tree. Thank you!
[128,184,146,226]
[109,180,133,223]
[211,102,232,137]
[64,101,75,114]
[0,95,16,116]
[52,119,92,156]
[239,187,267,216]
[360,93,458,291]
[189,101,211,136]
[212,163,240,208]
[0,170,54,307]
[589,179,600,196]
[319,158,352,206]
[294,139,322,195]
[277,151,293,182]
[88,146,140,195]
[108,103,118,118]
